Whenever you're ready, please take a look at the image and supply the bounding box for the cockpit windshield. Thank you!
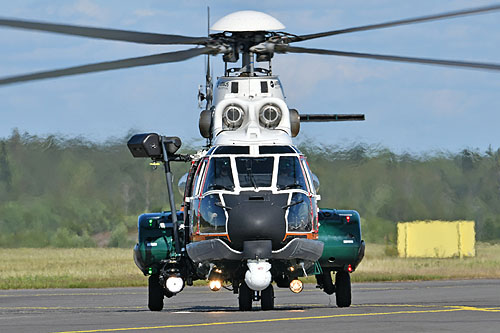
[235,157,274,188]
[203,157,235,192]
[198,153,310,192]
[277,156,308,191]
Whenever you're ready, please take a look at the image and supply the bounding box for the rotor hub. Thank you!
[211,10,285,32]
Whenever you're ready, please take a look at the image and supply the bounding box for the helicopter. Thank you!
[1,5,500,312]
[126,10,367,311]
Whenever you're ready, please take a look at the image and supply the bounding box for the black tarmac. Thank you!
[0,279,499,332]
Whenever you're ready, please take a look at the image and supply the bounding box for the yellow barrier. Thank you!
[397,220,475,258]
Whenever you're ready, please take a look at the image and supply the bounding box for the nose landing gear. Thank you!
[261,284,274,310]
[238,281,275,311]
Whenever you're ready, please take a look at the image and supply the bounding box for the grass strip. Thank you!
[1,243,499,289]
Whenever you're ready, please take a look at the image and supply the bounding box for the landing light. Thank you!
[289,279,303,293]
[166,276,184,293]
[209,280,222,291]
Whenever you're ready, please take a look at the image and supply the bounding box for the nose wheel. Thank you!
[261,284,274,310]
[238,282,275,311]
[238,282,253,311]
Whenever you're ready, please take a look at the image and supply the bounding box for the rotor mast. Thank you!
[219,32,274,76]
[241,51,254,75]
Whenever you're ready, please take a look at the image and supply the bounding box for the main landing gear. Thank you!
[238,282,275,311]
[335,271,351,307]
[148,274,176,311]
[148,275,164,311]
[316,270,352,308]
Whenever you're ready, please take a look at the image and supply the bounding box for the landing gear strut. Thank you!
[316,269,352,307]
[316,270,335,295]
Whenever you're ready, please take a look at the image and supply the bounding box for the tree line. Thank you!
[0,130,499,248]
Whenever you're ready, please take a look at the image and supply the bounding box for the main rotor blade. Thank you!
[0,47,211,86]
[0,17,208,45]
[279,46,500,72]
[292,4,500,42]
[300,114,365,122]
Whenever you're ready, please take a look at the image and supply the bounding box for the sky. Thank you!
[0,0,499,153]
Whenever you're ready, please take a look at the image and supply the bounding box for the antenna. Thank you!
[207,6,210,36]
[205,6,213,146]
[205,6,212,110]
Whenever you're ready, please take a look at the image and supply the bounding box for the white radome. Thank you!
[244,261,272,291]
[211,10,285,32]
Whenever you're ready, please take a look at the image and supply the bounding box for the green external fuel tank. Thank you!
[317,209,365,271]
[133,212,182,274]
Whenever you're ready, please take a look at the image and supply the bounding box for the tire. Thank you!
[322,270,335,295]
[335,271,351,308]
[148,274,164,311]
[261,284,274,311]
[238,282,253,311]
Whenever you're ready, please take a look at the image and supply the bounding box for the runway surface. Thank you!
[0,279,499,333]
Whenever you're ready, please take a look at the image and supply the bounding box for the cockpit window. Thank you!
[235,157,274,188]
[213,146,249,155]
[259,146,295,154]
[277,156,308,191]
[202,157,234,192]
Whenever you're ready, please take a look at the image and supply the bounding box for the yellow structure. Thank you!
[397,220,475,258]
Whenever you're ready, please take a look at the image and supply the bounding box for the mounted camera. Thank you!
[127,133,182,161]
[126,132,186,259]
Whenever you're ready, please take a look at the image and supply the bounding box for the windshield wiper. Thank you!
[209,184,234,191]
[246,167,258,189]
[215,202,232,210]
[278,183,302,190]
[282,199,304,210]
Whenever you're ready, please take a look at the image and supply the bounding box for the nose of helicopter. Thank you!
[224,192,288,251]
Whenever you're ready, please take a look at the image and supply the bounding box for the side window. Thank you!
[199,194,227,234]
[202,157,234,192]
[181,161,198,198]
[277,156,307,191]
[192,159,208,196]
[287,192,312,232]
[301,158,315,193]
